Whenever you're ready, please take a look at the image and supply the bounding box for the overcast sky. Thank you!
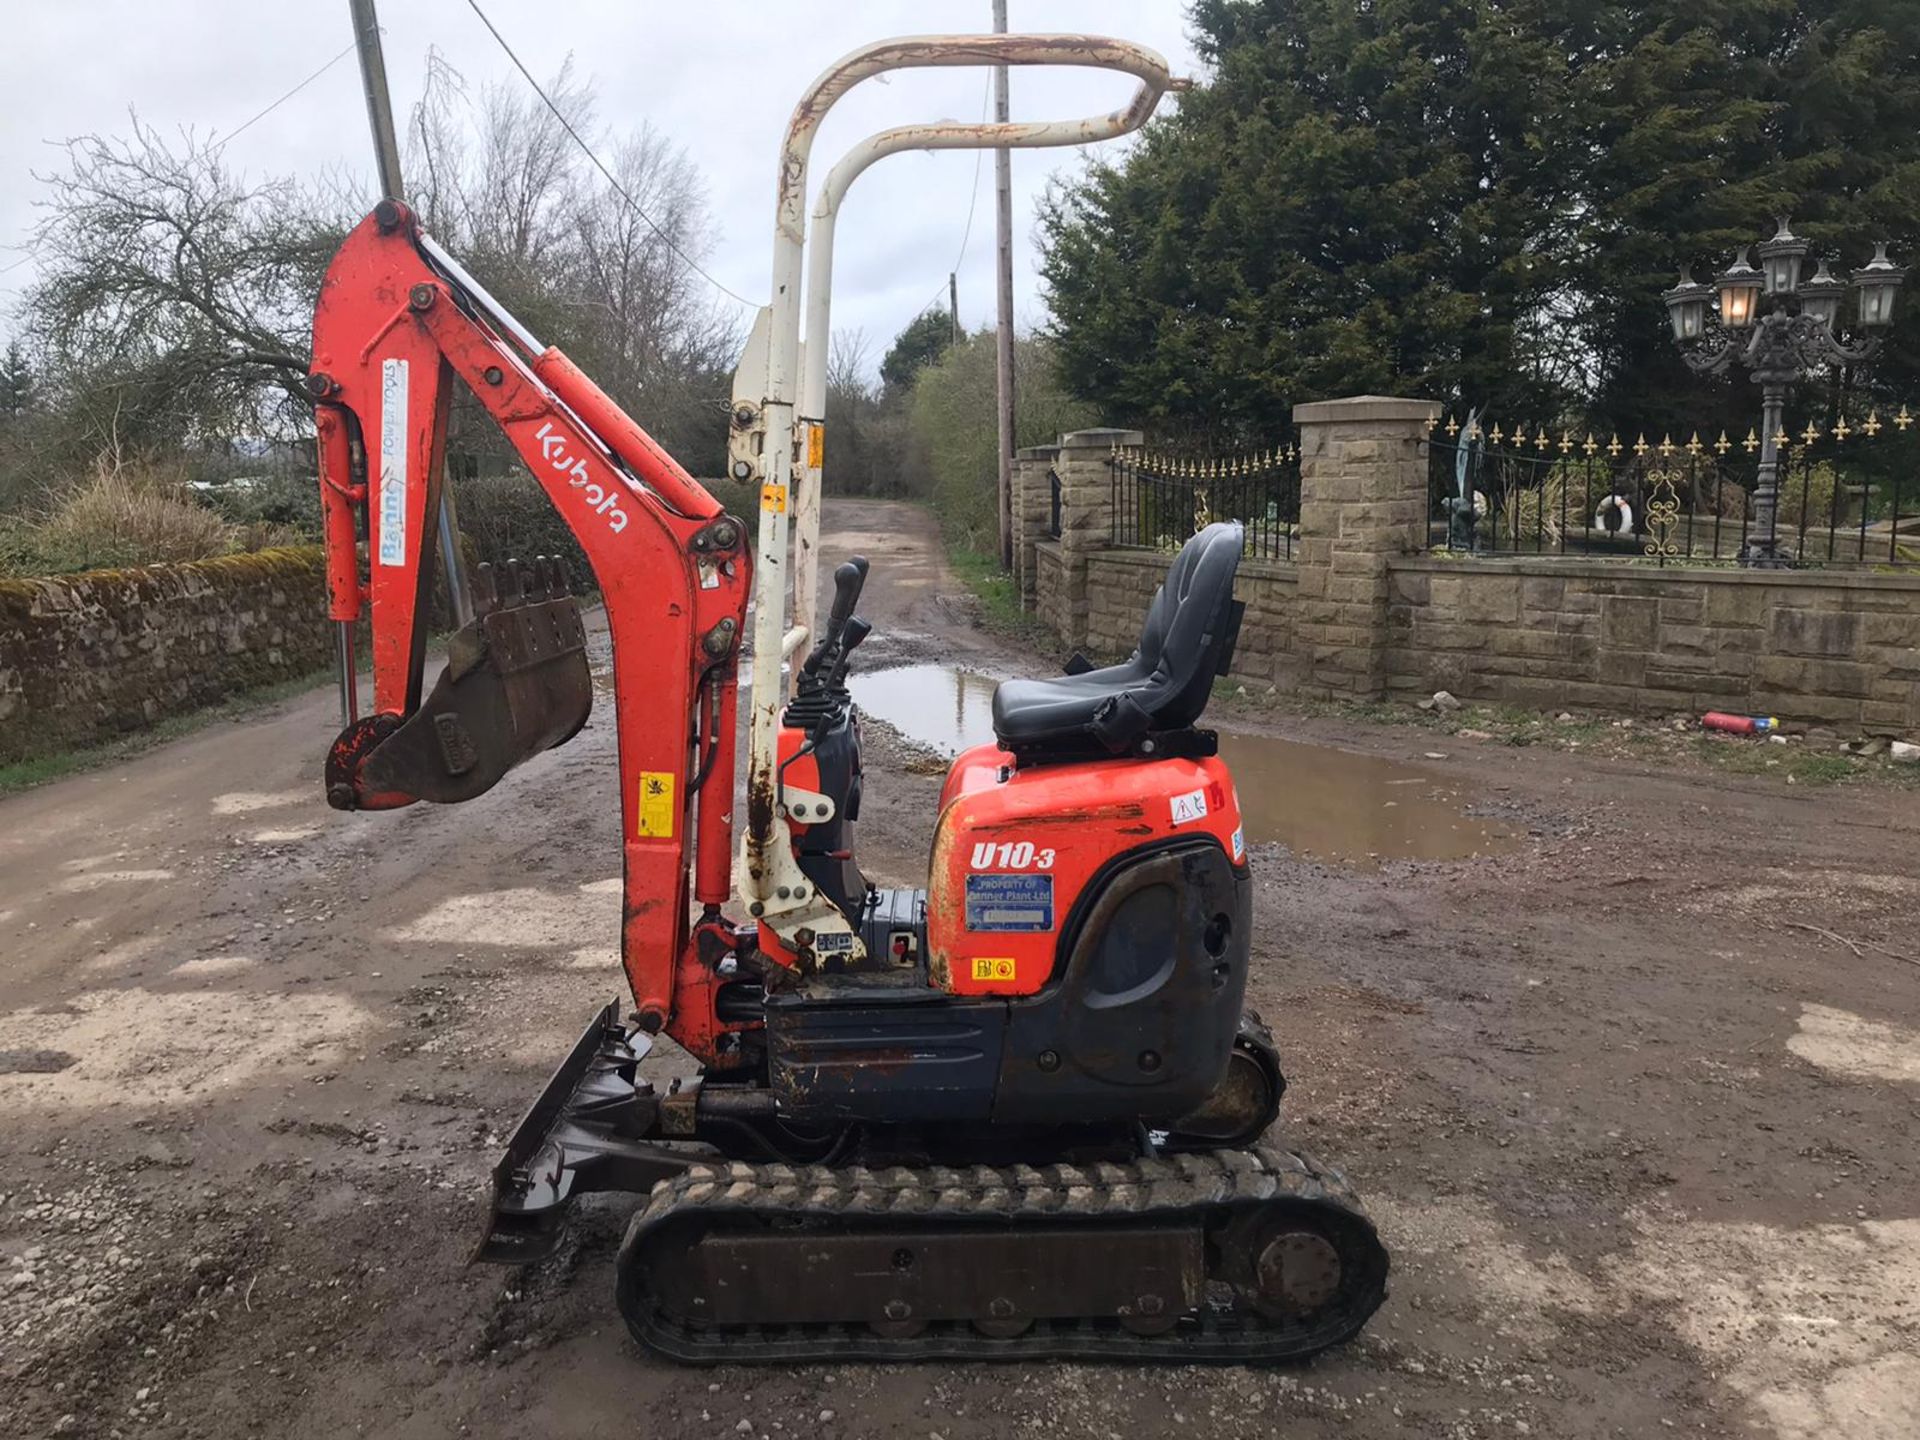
[0,1,1203,374]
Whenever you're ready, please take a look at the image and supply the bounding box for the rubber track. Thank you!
[614,1144,1388,1364]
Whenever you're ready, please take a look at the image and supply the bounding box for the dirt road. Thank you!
[3,498,1917,1439]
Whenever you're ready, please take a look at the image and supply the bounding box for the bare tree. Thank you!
[22,117,347,459]
[474,63,588,270]
[404,56,740,467]
[405,49,477,242]
[409,56,590,275]
[561,124,738,448]
[12,57,741,497]
[828,327,873,402]
[820,326,907,497]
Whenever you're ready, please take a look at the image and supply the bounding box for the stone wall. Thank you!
[0,548,333,763]
[1081,550,1161,658]
[1292,396,1437,695]
[1034,541,1071,649]
[1387,558,1920,729]
[1231,561,1305,688]
[1019,401,1920,730]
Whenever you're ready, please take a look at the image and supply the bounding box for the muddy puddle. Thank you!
[849,663,1001,756]
[850,663,1518,866]
[1217,733,1517,864]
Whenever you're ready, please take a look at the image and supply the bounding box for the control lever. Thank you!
[827,616,872,690]
[801,557,868,686]
[796,613,871,749]
[829,556,868,627]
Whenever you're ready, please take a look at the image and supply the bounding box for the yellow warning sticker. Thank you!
[637,771,676,838]
[760,482,788,514]
[807,424,824,470]
[971,957,1017,983]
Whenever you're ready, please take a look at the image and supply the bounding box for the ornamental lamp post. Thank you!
[1797,259,1847,330]
[1714,247,1764,328]
[1664,217,1905,567]
[1665,271,1712,342]
[1854,243,1907,328]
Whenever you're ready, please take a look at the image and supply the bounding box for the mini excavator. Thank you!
[307,31,1387,1364]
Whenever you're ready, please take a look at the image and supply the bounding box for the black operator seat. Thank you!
[991,521,1245,759]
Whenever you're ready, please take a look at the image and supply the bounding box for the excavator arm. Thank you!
[309,200,753,1049]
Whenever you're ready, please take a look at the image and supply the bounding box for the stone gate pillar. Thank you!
[1051,427,1142,648]
[1292,395,1438,697]
[1013,443,1060,612]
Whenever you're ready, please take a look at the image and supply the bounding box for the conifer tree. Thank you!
[1041,0,1577,437]
[1040,0,1920,438]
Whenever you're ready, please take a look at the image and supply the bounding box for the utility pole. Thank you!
[348,0,404,200]
[949,271,961,348]
[347,0,473,641]
[992,0,1015,571]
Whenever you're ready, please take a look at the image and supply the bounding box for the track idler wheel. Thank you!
[1253,1230,1343,1317]
[1219,1207,1352,1322]
[1167,1012,1285,1149]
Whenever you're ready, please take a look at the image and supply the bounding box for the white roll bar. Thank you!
[793,43,1176,649]
[736,34,1177,927]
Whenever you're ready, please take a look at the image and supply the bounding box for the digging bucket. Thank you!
[360,556,593,803]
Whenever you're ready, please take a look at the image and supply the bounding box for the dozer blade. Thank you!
[362,556,593,804]
[475,1000,689,1265]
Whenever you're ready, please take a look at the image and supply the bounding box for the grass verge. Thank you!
[944,544,1056,647]
[0,668,330,798]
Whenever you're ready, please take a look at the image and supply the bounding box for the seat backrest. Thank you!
[1136,521,1243,729]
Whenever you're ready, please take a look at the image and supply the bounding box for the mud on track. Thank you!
[2,498,1917,1439]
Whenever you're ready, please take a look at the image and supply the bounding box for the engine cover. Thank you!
[927,744,1247,998]
[993,837,1251,1125]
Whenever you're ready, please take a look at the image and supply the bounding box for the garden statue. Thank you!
[1444,405,1485,550]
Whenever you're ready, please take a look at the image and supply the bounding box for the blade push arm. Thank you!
[309,201,752,1037]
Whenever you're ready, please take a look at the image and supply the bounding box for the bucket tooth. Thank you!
[474,561,500,615]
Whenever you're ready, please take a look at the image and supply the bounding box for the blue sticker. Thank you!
[964,873,1054,932]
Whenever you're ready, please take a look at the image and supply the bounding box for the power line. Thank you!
[949,74,994,278]
[1,40,362,284]
[213,40,358,154]
[459,0,756,310]
[916,73,996,325]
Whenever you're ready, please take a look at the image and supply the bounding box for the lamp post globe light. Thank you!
[1663,218,1905,567]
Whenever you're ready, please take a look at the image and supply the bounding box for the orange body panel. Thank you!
[928,745,1246,997]
[773,725,824,840]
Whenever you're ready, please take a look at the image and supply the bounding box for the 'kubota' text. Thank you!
[534,421,628,534]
